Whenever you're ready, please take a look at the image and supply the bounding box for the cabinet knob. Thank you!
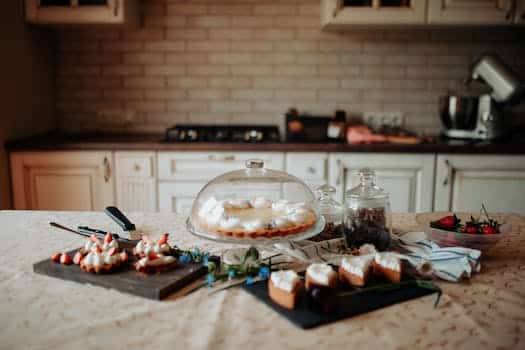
[134,164,141,172]
[307,166,316,174]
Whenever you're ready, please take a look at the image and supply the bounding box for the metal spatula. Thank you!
[104,206,144,240]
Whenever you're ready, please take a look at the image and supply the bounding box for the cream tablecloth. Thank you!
[1,211,524,350]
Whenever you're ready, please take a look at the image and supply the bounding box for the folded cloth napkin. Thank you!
[268,233,481,283]
[393,231,481,282]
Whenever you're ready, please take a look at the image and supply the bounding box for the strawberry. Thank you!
[120,251,128,262]
[147,251,159,260]
[73,251,83,265]
[108,247,117,256]
[51,253,62,263]
[431,214,460,231]
[95,246,103,254]
[482,225,498,235]
[158,233,169,245]
[60,253,72,265]
[463,224,479,234]
[104,233,113,243]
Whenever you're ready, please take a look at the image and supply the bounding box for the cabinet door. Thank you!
[158,182,204,215]
[428,0,515,24]
[329,153,435,212]
[516,0,525,23]
[321,0,427,27]
[286,153,329,189]
[434,155,525,214]
[25,0,138,25]
[10,151,114,211]
[115,152,157,212]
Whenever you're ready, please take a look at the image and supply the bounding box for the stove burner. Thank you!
[164,125,280,143]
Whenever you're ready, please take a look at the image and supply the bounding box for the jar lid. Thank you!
[346,167,389,200]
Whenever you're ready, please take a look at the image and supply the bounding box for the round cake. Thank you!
[195,196,318,239]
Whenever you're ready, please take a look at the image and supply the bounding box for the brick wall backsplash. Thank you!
[56,0,525,134]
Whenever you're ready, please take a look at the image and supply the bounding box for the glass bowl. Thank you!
[417,212,511,252]
[186,159,324,244]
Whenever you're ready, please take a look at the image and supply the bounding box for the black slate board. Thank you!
[33,245,208,300]
[243,278,438,329]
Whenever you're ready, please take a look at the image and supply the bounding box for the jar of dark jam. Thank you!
[343,168,391,251]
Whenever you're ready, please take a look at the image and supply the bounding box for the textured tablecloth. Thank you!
[1,210,524,350]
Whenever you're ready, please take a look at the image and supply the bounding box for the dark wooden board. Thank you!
[33,245,208,300]
[243,277,438,329]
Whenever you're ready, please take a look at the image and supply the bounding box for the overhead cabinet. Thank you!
[25,0,140,25]
[322,0,523,27]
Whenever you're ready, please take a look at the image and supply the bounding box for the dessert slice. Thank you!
[268,270,302,310]
[135,251,178,274]
[372,252,402,283]
[305,263,337,290]
[339,255,374,287]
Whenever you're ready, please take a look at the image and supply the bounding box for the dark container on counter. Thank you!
[343,168,391,250]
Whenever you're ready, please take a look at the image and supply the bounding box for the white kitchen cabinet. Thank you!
[328,153,435,212]
[25,0,140,26]
[115,152,157,212]
[10,151,114,211]
[286,153,329,189]
[321,0,427,28]
[434,155,525,214]
[427,0,516,25]
[157,152,285,214]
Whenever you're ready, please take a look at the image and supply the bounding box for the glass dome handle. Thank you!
[245,159,264,168]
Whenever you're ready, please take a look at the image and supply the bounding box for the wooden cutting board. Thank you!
[33,244,208,300]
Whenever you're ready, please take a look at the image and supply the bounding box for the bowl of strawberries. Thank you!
[422,205,511,251]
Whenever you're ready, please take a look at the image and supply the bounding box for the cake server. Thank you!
[49,222,139,243]
[104,206,144,240]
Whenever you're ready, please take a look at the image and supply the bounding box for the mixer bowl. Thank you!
[439,95,479,130]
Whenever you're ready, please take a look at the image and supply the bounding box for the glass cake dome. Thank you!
[186,159,324,244]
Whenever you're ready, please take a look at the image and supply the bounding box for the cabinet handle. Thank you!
[442,159,451,186]
[307,166,316,174]
[103,156,111,183]
[335,159,343,185]
[208,155,236,162]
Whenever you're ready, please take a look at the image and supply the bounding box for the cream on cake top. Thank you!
[197,196,314,232]
[374,253,401,271]
[137,254,175,267]
[134,239,170,255]
[306,263,336,286]
[271,270,300,293]
[341,255,374,277]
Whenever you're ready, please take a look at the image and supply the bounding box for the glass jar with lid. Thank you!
[343,168,391,250]
[310,184,344,242]
[186,159,325,244]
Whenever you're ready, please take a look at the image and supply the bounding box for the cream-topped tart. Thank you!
[195,196,317,239]
[133,233,173,257]
[76,233,128,274]
[133,233,178,273]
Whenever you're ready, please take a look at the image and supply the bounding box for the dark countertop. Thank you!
[5,130,525,154]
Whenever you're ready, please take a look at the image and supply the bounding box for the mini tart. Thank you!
[338,255,374,287]
[135,252,178,274]
[77,233,128,274]
[268,270,302,310]
[80,254,126,274]
[305,263,337,290]
[372,253,402,284]
[133,233,175,258]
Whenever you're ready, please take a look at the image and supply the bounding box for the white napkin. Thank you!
[393,232,482,282]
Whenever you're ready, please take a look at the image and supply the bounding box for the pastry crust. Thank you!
[338,265,369,287]
[305,270,337,290]
[80,258,123,274]
[372,260,402,284]
[135,260,178,274]
[268,278,302,310]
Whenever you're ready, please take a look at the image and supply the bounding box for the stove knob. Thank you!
[187,129,198,141]
[244,130,263,142]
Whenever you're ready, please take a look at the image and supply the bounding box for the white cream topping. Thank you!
[206,203,226,225]
[135,240,170,255]
[271,217,289,229]
[307,263,336,286]
[199,197,219,218]
[288,212,308,224]
[271,270,299,293]
[242,219,265,232]
[374,253,401,271]
[225,199,251,209]
[102,239,119,251]
[220,217,241,230]
[250,197,272,209]
[138,255,175,267]
[271,199,289,212]
[359,244,377,256]
[341,255,374,277]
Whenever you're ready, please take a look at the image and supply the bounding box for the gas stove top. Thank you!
[164,124,280,143]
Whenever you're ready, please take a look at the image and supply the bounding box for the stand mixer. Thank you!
[440,54,524,140]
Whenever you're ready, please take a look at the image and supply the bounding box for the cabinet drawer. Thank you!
[116,152,154,178]
[158,182,206,215]
[286,153,328,182]
[158,152,284,181]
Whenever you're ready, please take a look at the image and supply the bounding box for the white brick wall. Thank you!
[56,0,525,133]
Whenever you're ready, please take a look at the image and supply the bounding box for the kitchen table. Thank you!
[1,211,524,350]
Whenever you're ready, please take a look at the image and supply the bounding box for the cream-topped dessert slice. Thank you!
[270,270,300,293]
[305,263,337,289]
[373,252,402,284]
[268,269,302,310]
[339,255,374,287]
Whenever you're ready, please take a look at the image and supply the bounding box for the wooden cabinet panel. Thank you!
[322,0,427,27]
[10,151,114,211]
[115,152,157,212]
[329,153,435,212]
[428,0,514,24]
[516,0,525,23]
[434,155,525,214]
